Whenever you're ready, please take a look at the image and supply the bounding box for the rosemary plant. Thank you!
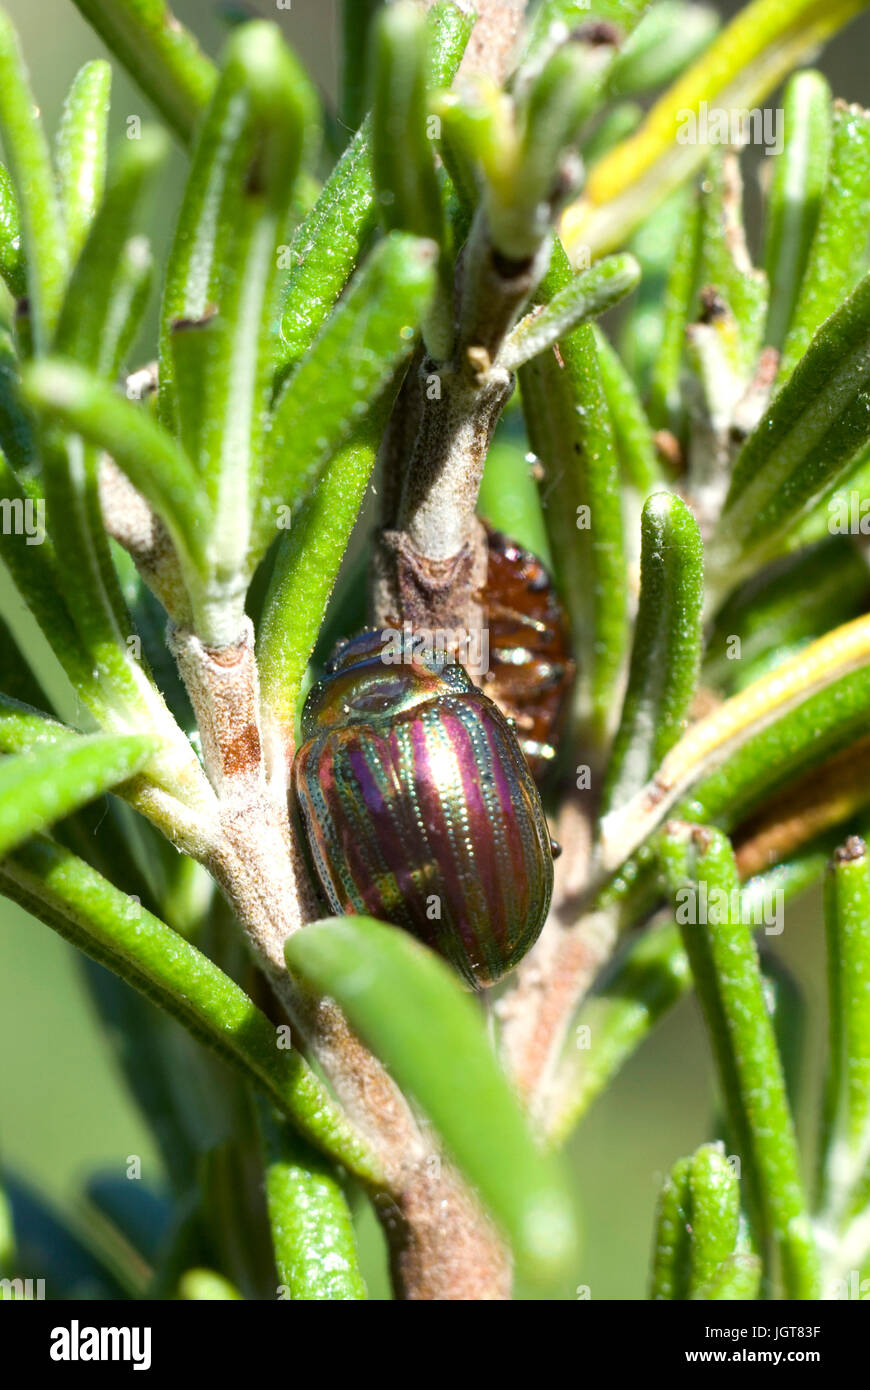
[2,0,870,1303]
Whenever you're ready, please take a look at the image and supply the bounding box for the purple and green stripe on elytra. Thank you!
[293,634,554,988]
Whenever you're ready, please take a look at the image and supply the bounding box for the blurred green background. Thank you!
[1,0,868,1300]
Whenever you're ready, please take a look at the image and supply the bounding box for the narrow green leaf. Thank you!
[259,233,436,560]
[0,691,74,754]
[178,1269,243,1300]
[818,836,870,1223]
[650,1155,692,1299]
[341,0,383,130]
[370,0,450,357]
[522,1,651,68]
[551,840,833,1147]
[0,614,50,711]
[0,734,154,856]
[521,243,628,751]
[54,60,111,267]
[0,326,34,468]
[285,916,580,1288]
[593,324,665,496]
[708,271,870,596]
[0,451,97,706]
[165,23,318,638]
[763,70,832,353]
[278,0,471,375]
[658,823,820,1298]
[500,254,640,371]
[0,163,25,299]
[0,836,381,1185]
[55,127,168,376]
[608,2,719,97]
[697,148,767,372]
[618,184,692,402]
[647,192,701,432]
[761,951,805,1115]
[0,1178,14,1278]
[691,1251,762,1299]
[553,916,690,1144]
[704,538,870,694]
[21,359,210,583]
[158,21,318,437]
[563,0,866,260]
[581,103,643,167]
[478,435,553,566]
[603,493,702,813]
[495,35,615,262]
[686,1144,740,1297]
[778,99,870,384]
[371,1,444,246]
[0,9,67,349]
[70,0,217,145]
[258,1100,367,1301]
[257,398,393,731]
[2,1175,128,1299]
[692,665,870,832]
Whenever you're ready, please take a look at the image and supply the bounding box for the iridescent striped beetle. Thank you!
[293,627,555,988]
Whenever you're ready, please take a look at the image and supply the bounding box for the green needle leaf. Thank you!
[704,538,870,695]
[285,916,581,1289]
[691,1251,762,1299]
[520,242,628,752]
[696,148,767,374]
[490,34,616,262]
[257,398,394,731]
[708,270,870,597]
[594,324,665,497]
[647,193,701,433]
[162,22,319,641]
[70,0,217,146]
[0,734,155,856]
[607,2,719,97]
[563,0,867,260]
[55,127,168,377]
[658,823,820,1298]
[21,358,211,589]
[650,1155,692,1300]
[0,9,67,350]
[258,232,436,561]
[277,0,471,375]
[500,254,640,371]
[650,1143,741,1300]
[178,1269,243,1301]
[159,20,318,431]
[818,836,870,1224]
[341,0,383,131]
[54,61,111,268]
[602,492,703,814]
[778,98,870,385]
[0,691,75,755]
[0,163,26,300]
[763,70,832,353]
[371,1,444,246]
[686,1144,741,1297]
[0,837,381,1185]
[258,1100,367,1301]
